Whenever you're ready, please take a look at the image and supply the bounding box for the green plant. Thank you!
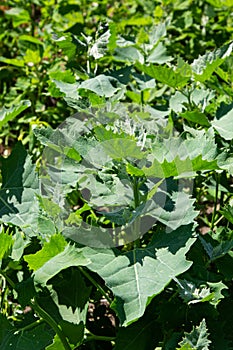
[1,2,233,349]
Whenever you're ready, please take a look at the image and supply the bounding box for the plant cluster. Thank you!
[0,1,233,349]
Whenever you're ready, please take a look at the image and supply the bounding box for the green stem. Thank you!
[14,319,44,334]
[133,176,140,208]
[79,267,112,304]
[84,332,115,343]
[140,90,144,106]
[31,298,72,350]
[0,270,16,289]
[211,173,220,230]
[1,271,71,350]
[133,176,141,248]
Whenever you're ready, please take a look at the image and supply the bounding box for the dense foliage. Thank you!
[0,1,233,349]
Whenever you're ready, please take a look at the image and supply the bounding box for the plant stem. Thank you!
[84,332,115,343]
[78,267,112,304]
[211,173,220,230]
[0,270,16,289]
[133,176,140,208]
[14,319,44,334]
[133,176,141,248]
[1,271,71,350]
[141,90,144,105]
[31,298,72,350]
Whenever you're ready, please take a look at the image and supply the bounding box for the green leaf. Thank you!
[49,70,75,84]
[0,323,54,350]
[0,100,31,128]
[148,22,168,45]
[207,281,228,306]
[82,225,195,326]
[132,72,156,90]
[147,42,172,64]
[149,192,198,230]
[5,7,30,27]
[24,234,67,271]
[51,80,80,103]
[191,41,233,82]
[114,46,144,63]
[24,49,41,65]
[199,235,233,262]
[126,163,145,177]
[119,16,152,28]
[137,64,190,88]
[218,156,233,175]
[94,125,129,141]
[0,229,13,261]
[11,230,28,261]
[35,269,91,347]
[33,127,54,146]
[46,334,63,350]
[0,56,24,67]
[53,33,86,60]
[219,205,233,224]
[212,105,233,140]
[89,29,111,59]
[178,319,211,350]
[177,279,214,305]
[143,154,218,178]
[49,268,91,345]
[79,75,122,97]
[15,277,36,307]
[100,138,145,160]
[178,344,193,350]
[19,35,44,47]
[170,88,214,113]
[37,216,57,238]
[143,126,219,177]
[0,142,39,233]
[33,244,89,286]
[0,314,13,344]
[180,111,210,126]
[143,156,193,178]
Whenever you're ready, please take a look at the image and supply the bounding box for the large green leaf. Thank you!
[137,63,190,88]
[218,156,233,175]
[0,100,31,128]
[191,41,233,82]
[82,225,195,326]
[79,75,123,97]
[50,80,80,105]
[24,234,67,270]
[180,111,210,127]
[149,192,198,230]
[0,142,39,234]
[143,127,219,177]
[40,268,91,347]
[146,42,172,64]
[97,138,146,160]
[31,244,89,286]
[212,105,233,140]
[114,46,144,63]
